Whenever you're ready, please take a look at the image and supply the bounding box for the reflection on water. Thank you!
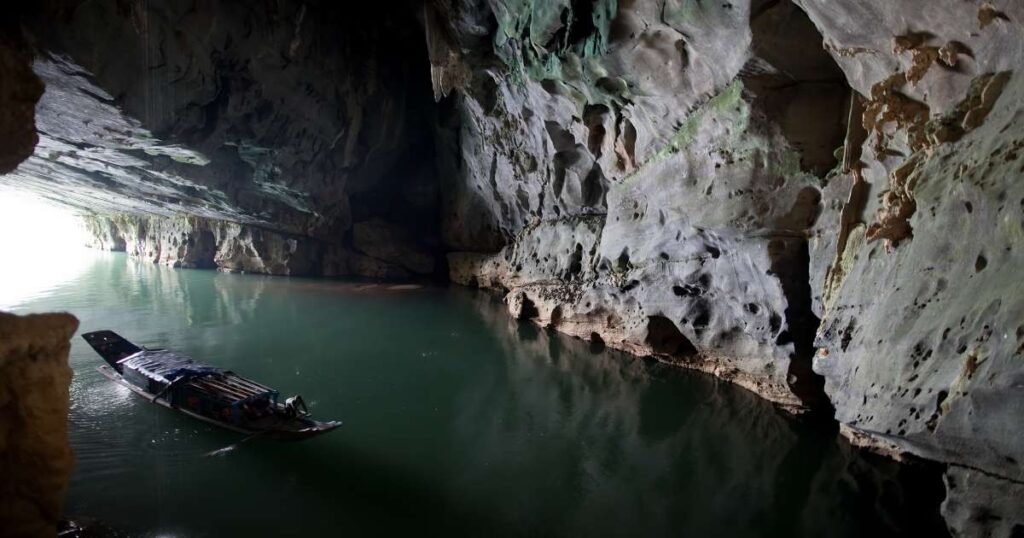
[7,254,946,537]
[0,246,99,309]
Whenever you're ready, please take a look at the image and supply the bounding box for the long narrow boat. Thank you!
[82,330,340,440]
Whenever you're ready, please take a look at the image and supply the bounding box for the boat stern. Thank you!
[81,330,142,370]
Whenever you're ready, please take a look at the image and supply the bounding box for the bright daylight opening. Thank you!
[0,188,96,309]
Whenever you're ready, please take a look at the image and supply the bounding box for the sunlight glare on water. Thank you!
[0,188,97,309]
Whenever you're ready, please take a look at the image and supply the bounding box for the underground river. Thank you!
[3,252,947,537]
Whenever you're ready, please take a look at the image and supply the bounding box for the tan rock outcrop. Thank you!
[0,311,78,538]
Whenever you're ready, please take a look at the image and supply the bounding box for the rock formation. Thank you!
[435,0,848,414]
[428,0,1024,532]
[1,0,1022,534]
[0,312,78,538]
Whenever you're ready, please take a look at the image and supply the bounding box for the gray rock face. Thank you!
[812,74,1024,478]
[436,0,848,411]
[434,0,1024,527]
[793,0,1024,525]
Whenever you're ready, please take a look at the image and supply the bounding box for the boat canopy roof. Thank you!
[119,350,278,405]
[120,350,223,384]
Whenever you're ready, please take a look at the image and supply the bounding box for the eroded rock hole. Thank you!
[616,249,632,271]
[691,303,711,329]
[645,315,698,359]
[550,305,563,327]
[478,75,500,115]
[673,284,703,297]
[566,0,597,45]
[975,254,988,272]
[566,243,584,279]
[583,104,609,156]
[519,297,539,320]
[581,166,606,208]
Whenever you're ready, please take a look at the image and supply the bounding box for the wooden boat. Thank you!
[82,330,340,440]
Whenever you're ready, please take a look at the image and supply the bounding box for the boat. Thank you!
[82,330,341,440]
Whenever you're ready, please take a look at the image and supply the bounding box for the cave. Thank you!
[2,0,1022,536]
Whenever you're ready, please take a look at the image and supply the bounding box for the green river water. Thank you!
[2,252,946,537]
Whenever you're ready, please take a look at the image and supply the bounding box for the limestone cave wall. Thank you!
[436,0,848,414]
[428,0,1024,533]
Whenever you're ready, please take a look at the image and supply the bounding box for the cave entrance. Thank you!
[0,188,94,308]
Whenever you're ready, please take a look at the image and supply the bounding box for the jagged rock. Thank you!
[812,70,1024,508]
[0,311,78,538]
[212,222,321,276]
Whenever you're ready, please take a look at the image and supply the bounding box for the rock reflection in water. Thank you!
[450,289,947,537]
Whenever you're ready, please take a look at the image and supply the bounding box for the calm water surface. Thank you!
[4,252,944,537]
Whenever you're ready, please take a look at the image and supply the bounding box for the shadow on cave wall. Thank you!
[747,0,850,417]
